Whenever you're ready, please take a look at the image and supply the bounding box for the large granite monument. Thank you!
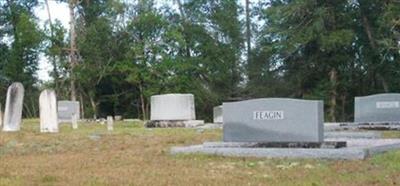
[39,89,59,133]
[58,100,80,122]
[2,82,24,132]
[146,94,204,127]
[223,98,324,143]
[355,93,400,123]
[171,98,400,159]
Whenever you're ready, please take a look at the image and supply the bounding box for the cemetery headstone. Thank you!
[107,116,113,131]
[213,105,223,124]
[39,89,59,133]
[150,94,195,120]
[223,98,323,143]
[147,93,204,127]
[72,113,78,129]
[355,93,400,123]
[58,100,80,122]
[114,115,122,121]
[2,82,24,132]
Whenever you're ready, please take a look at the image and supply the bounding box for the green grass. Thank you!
[1,119,400,185]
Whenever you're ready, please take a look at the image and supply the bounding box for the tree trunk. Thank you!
[69,0,77,101]
[329,68,338,122]
[79,93,85,119]
[245,0,251,65]
[377,73,389,92]
[138,82,147,120]
[340,94,346,122]
[89,95,97,119]
[45,0,60,91]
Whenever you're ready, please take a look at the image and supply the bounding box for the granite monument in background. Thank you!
[58,100,80,122]
[355,93,400,123]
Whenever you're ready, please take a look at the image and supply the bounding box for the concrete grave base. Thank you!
[325,122,400,131]
[145,120,204,128]
[171,139,400,160]
[324,131,382,139]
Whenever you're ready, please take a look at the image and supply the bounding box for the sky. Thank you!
[34,0,256,81]
[34,1,70,81]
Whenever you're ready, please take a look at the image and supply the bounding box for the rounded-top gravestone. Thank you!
[150,94,196,121]
[3,82,24,132]
[39,89,58,133]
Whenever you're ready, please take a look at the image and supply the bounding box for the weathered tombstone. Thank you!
[58,100,80,122]
[39,89,59,133]
[114,115,122,121]
[223,98,323,143]
[2,83,24,132]
[107,116,113,131]
[355,93,400,123]
[213,105,223,124]
[147,93,204,127]
[150,94,196,120]
[71,113,78,129]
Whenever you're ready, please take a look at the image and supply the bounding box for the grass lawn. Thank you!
[1,119,400,185]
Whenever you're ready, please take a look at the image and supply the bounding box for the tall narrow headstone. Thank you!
[39,89,58,133]
[213,105,223,124]
[2,83,24,132]
[107,116,113,131]
[72,113,78,129]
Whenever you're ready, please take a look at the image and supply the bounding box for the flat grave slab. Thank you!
[324,131,381,139]
[171,139,400,160]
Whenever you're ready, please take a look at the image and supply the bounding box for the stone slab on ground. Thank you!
[196,123,223,129]
[170,139,400,160]
[145,120,204,128]
[324,131,381,139]
[202,141,346,149]
[325,122,400,131]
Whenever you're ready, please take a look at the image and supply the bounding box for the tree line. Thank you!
[0,0,399,122]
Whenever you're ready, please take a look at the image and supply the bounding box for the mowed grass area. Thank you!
[1,120,400,186]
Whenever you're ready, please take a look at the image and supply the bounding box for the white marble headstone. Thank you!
[3,82,24,132]
[150,94,196,120]
[107,116,113,131]
[39,89,59,133]
[72,113,78,129]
